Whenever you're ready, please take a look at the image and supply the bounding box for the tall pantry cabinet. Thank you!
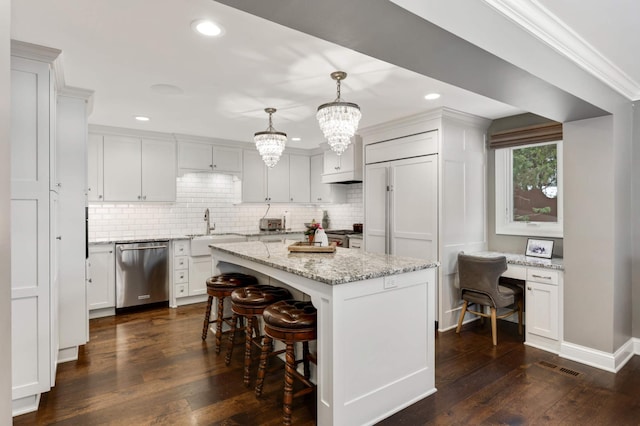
[361,108,490,332]
[10,41,90,416]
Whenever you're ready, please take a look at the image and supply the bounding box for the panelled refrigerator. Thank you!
[365,152,438,260]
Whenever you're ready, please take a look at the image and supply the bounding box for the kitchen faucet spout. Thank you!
[204,208,215,235]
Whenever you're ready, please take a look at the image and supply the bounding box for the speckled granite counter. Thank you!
[208,240,438,425]
[470,251,564,271]
[209,241,438,285]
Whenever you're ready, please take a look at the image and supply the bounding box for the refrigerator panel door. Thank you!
[390,155,438,261]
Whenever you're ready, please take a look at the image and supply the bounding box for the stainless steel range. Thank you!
[325,230,362,248]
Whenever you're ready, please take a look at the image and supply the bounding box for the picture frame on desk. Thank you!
[525,238,554,259]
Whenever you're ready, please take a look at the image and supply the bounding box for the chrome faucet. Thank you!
[204,208,215,235]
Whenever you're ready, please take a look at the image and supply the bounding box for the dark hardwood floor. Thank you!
[14,303,640,425]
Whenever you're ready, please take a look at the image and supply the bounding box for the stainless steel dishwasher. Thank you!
[115,240,169,309]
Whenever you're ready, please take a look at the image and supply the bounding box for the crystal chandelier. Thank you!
[316,71,361,155]
[254,107,287,168]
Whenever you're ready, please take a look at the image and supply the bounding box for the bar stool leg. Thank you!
[225,313,239,365]
[243,316,257,386]
[215,297,225,354]
[255,335,273,397]
[302,341,311,380]
[283,342,296,426]
[202,295,213,340]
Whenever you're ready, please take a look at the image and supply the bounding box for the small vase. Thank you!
[308,234,314,244]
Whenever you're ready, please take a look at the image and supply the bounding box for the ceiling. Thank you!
[10,0,637,150]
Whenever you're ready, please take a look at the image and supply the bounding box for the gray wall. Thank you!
[632,103,640,339]
[1,0,12,420]
[486,113,564,257]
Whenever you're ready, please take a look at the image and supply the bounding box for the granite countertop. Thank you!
[209,241,439,285]
[470,251,564,270]
[89,229,308,244]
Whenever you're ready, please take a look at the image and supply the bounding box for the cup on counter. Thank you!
[353,223,363,233]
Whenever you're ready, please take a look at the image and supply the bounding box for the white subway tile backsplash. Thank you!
[88,173,364,240]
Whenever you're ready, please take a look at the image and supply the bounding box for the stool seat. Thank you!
[202,273,258,354]
[231,285,292,307]
[263,300,317,332]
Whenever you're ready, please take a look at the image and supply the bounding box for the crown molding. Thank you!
[11,39,61,63]
[482,0,640,100]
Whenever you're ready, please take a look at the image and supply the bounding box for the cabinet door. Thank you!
[141,139,176,201]
[526,281,559,340]
[288,154,310,202]
[189,256,211,296]
[178,141,212,171]
[212,146,242,173]
[364,163,388,254]
[242,150,267,202]
[87,245,115,310]
[103,135,141,201]
[267,154,290,202]
[87,134,104,201]
[323,149,341,175]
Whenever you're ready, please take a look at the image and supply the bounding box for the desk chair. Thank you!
[456,253,523,345]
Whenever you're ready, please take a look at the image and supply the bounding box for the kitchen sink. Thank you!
[189,233,246,256]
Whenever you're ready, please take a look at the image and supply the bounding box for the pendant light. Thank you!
[316,71,361,155]
[254,107,287,168]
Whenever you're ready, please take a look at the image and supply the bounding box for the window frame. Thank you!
[495,140,563,238]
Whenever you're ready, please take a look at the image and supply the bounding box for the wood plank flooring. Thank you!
[14,303,640,425]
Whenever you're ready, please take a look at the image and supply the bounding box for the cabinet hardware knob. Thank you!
[527,287,532,290]
[56,236,62,240]
[143,195,147,200]
[87,278,92,283]
[138,195,142,200]
[56,182,62,188]
[99,195,103,199]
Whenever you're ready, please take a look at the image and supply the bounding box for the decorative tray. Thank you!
[288,242,337,253]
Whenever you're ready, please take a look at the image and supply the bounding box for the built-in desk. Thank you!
[471,252,564,354]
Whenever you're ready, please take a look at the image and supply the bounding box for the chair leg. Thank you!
[517,297,524,336]
[243,316,256,386]
[255,335,273,397]
[225,313,239,365]
[283,342,296,426]
[456,301,468,333]
[202,295,213,340]
[490,307,497,346]
[215,296,225,354]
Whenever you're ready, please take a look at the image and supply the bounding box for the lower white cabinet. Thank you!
[503,264,563,353]
[87,244,115,315]
[188,256,211,296]
[173,239,211,305]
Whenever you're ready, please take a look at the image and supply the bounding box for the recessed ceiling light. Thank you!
[191,19,224,37]
[291,137,301,142]
[134,115,150,122]
[424,93,441,100]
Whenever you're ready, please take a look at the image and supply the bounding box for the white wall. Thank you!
[88,173,363,241]
[634,103,640,338]
[0,0,12,421]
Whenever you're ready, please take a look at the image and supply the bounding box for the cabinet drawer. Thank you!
[526,268,558,285]
[174,241,189,256]
[503,265,526,280]
[174,255,188,270]
[174,269,189,284]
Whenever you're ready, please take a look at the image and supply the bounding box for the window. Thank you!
[495,141,563,237]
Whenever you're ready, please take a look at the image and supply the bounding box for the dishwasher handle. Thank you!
[119,245,168,251]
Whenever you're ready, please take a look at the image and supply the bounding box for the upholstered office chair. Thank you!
[456,253,523,345]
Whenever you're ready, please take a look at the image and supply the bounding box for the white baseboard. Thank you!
[12,393,41,417]
[58,346,79,363]
[560,338,636,373]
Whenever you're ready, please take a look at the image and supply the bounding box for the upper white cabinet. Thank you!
[322,135,363,183]
[100,135,176,202]
[87,134,104,201]
[310,154,346,203]
[242,150,295,203]
[288,154,310,203]
[178,141,242,175]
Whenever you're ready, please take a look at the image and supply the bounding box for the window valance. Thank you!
[489,122,562,149]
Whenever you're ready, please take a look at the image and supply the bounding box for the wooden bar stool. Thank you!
[202,273,258,354]
[255,299,317,426]
[225,285,292,386]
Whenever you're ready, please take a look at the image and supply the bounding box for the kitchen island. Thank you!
[209,241,438,426]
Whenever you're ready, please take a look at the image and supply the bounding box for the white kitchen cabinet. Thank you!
[173,240,190,301]
[242,150,290,203]
[10,44,58,415]
[322,135,363,183]
[525,268,562,352]
[288,154,310,202]
[87,134,104,201]
[87,244,115,314]
[188,256,211,296]
[178,141,242,175]
[310,154,346,203]
[101,135,176,202]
